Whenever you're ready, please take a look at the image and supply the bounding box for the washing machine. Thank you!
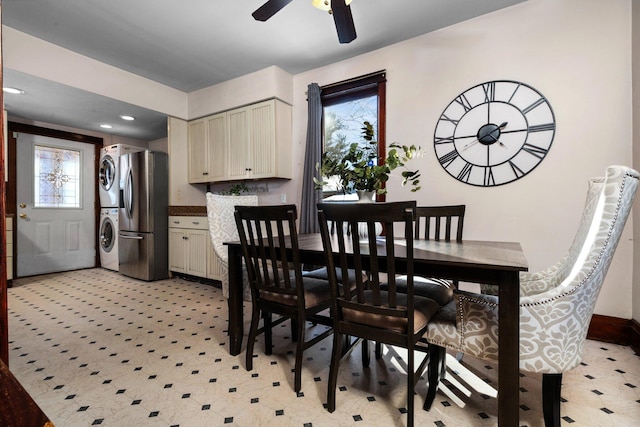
[99,208,119,271]
[99,144,143,207]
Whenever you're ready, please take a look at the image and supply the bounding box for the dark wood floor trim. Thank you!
[630,319,640,355]
[587,314,632,348]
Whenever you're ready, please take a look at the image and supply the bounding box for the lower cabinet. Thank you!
[168,216,222,281]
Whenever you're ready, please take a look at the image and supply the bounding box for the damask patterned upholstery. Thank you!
[206,193,258,300]
[425,166,638,372]
[423,166,639,424]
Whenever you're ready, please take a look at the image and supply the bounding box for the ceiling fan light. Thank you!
[312,0,352,13]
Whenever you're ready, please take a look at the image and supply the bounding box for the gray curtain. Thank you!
[299,83,322,234]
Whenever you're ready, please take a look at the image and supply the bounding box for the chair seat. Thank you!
[303,267,367,288]
[260,276,332,308]
[342,290,441,334]
[383,275,454,306]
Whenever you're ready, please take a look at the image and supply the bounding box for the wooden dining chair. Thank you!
[317,201,442,427]
[422,166,639,427]
[234,204,333,393]
[395,205,465,294]
[302,218,367,289]
[379,205,464,359]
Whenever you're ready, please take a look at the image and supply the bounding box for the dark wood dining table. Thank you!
[225,234,528,426]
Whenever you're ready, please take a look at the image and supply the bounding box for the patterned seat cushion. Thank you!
[260,276,332,308]
[387,275,454,306]
[342,290,441,334]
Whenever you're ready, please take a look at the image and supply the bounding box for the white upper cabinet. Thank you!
[187,113,227,183]
[187,99,291,183]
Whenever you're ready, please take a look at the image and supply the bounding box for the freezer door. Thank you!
[118,231,167,281]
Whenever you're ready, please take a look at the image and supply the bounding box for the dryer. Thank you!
[99,208,119,271]
[99,144,143,208]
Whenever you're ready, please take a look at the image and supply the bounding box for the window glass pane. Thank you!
[34,145,81,208]
[322,95,377,193]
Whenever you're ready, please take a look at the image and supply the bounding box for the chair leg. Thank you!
[291,317,298,342]
[327,329,342,413]
[407,343,415,427]
[542,373,562,427]
[424,345,445,411]
[292,319,304,393]
[263,311,273,355]
[375,341,383,359]
[361,339,370,368]
[246,305,261,371]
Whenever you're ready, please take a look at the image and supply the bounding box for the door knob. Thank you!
[19,213,27,219]
[19,203,26,208]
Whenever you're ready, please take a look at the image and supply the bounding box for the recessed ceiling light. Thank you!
[3,87,24,94]
[100,124,113,129]
[120,115,135,121]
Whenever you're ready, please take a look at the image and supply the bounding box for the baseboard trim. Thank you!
[630,319,640,355]
[587,314,631,347]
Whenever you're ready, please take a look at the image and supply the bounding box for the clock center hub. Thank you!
[477,123,501,145]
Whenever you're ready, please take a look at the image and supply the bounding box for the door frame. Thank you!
[6,122,103,277]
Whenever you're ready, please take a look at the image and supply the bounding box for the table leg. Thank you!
[498,271,520,426]
[227,245,244,356]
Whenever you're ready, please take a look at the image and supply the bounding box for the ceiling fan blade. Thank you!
[252,0,294,21]
[331,0,357,43]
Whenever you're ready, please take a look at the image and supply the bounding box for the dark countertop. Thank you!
[168,206,207,216]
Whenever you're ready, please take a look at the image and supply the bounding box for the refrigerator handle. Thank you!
[124,168,134,218]
[119,234,143,240]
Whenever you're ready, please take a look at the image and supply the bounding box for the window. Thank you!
[320,71,386,198]
[34,145,81,208]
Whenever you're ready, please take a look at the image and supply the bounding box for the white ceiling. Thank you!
[2,0,525,141]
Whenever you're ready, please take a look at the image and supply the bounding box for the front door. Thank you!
[16,133,95,276]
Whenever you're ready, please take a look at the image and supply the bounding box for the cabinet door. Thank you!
[184,229,208,277]
[227,107,250,180]
[206,113,227,181]
[188,119,208,183]
[168,228,187,273]
[248,100,276,179]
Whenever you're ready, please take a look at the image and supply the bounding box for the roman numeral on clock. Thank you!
[528,123,555,132]
[457,163,473,182]
[438,150,459,168]
[521,143,549,159]
[484,166,495,186]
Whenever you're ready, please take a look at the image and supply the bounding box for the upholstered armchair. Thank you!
[206,193,258,301]
[423,165,639,427]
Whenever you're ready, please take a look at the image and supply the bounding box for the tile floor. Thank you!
[7,268,640,426]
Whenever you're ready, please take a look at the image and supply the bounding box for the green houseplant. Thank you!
[314,121,422,197]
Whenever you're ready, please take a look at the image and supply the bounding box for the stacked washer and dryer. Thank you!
[98,144,143,271]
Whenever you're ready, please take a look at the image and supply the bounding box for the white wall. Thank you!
[3,27,188,119]
[3,0,636,318]
[188,66,294,119]
[7,115,150,148]
[287,0,635,317]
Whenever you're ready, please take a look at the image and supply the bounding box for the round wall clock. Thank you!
[433,80,555,187]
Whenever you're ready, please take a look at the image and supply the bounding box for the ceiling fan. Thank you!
[252,0,357,44]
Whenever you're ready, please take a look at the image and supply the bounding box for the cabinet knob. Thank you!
[203,172,209,175]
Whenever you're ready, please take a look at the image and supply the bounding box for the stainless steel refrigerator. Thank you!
[118,150,169,281]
